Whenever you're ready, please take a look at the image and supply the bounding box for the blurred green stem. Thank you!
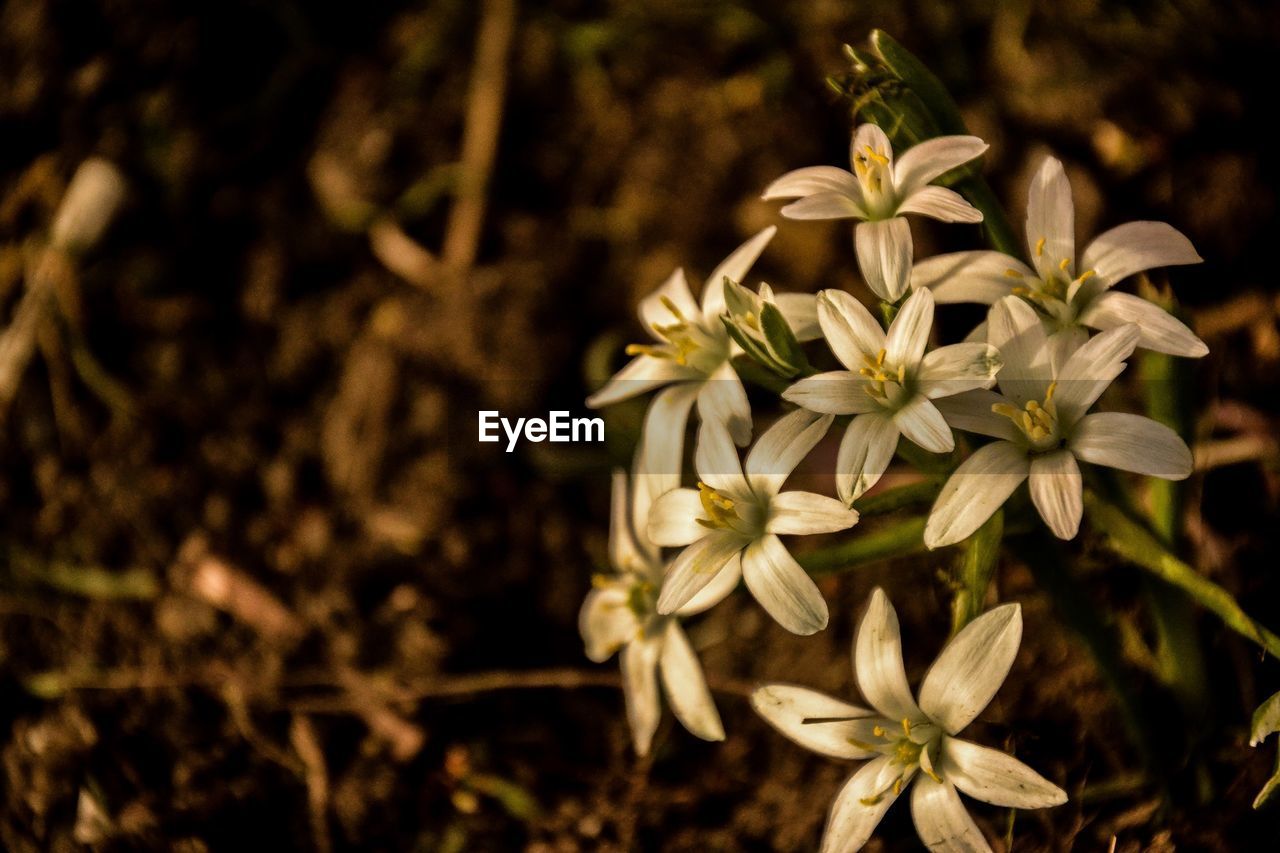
[800,516,926,578]
[951,509,1003,635]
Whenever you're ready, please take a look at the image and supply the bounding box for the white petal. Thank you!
[693,418,749,494]
[898,185,983,223]
[931,390,1021,442]
[924,441,1029,549]
[886,287,934,368]
[894,135,988,195]
[607,468,645,572]
[916,343,1003,400]
[856,218,913,302]
[697,361,753,446]
[910,775,992,853]
[894,395,954,454]
[656,532,745,615]
[763,166,865,206]
[818,289,885,369]
[854,588,923,721]
[1025,156,1075,281]
[633,382,700,526]
[986,296,1051,406]
[919,603,1022,734]
[774,292,823,341]
[745,409,833,497]
[751,683,883,760]
[579,585,637,663]
[1052,323,1140,424]
[742,534,829,635]
[820,756,901,853]
[648,488,706,547]
[585,355,697,408]
[676,552,742,616]
[783,372,880,416]
[1069,412,1193,479]
[1079,221,1202,291]
[851,123,895,171]
[659,621,725,742]
[620,636,663,756]
[836,413,900,504]
[638,268,700,336]
[942,738,1067,808]
[1047,324,1090,376]
[702,226,776,320]
[768,490,860,535]
[911,251,1031,305]
[1028,450,1083,540]
[780,192,864,220]
[1077,290,1208,357]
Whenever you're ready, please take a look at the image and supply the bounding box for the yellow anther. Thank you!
[925,766,943,783]
[897,364,906,383]
[892,777,904,795]
[1059,257,1071,272]
[860,795,883,806]
[901,718,912,736]
[1011,286,1030,297]
[1026,400,1040,413]
[859,367,876,378]
[1078,269,1097,283]
[863,146,890,165]
[847,737,879,751]
[742,310,759,330]
[991,402,1019,419]
[696,482,741,530]
[659,295,685,321]
[1020,411,1034,433]
[1004,268,1024,278]
[591,574,612,589]
[876,348,887,366]
[625,343,669,359]
[872,725,886,738]
[1035,237,1046,257]
[1045,381,1057,402]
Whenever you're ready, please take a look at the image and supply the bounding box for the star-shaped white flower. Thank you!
[752,588,1066,853]
[912,156,1206,362]
[925,296,1193,548]
[649,410,858,635]
[762,124,987,302]
[580,467,726,756]
[783,286,1002,505]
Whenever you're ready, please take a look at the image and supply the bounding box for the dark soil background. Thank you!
[2,0,1280,850]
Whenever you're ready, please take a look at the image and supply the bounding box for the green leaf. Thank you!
[1255,761,1280,810]
[871,30,968,136]
[758,301,807,376]
[1252,691,1280,746]
[720,315,776,371]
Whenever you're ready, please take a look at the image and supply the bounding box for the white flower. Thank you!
[762,123,987,302]
[579,468,726,756]
[586,227,818,477]
[649,410,858,635]
[924,296,1193,548]
[912,156,1206,361]
[783,287,1002,505]
[752,588,1066,853]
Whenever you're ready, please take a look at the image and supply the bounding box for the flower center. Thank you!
[626,296,724,373]
[852,144,894,216]
[695,482,759,536]
[992,381,1061,450]
[858,347,911,409]
[1006,242,1097,325]
[850,717,943,804]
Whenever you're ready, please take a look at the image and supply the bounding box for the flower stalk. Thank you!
[950,509,1003,635]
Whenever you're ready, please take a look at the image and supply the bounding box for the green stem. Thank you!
[1084,491,1280,659]
[731,355,792,395]
[852,479,940,517]
[950,509,1003,635]
[799,516,926,578]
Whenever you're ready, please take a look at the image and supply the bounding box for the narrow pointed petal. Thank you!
[779,192,865,221]
[916,343,1003,400]
[856,218,913,302]
[774,292,822,341]
[836,413,900,504]
[942,738,1068,808]
[702,226,776,320]
[742,534,829,635]
[854,588,923,721]
[763,166,864,204]
[648,488,706,547]
[1080,220,1202,290]
[851,123,894,171]
[659,621,725,742]
[897,185,983,223]
[931,390,1021,442]
[632,382,700,543]
[697,361,753,446]
[886,287,935,368]
[817,289,886,369]
[656,532,745,615]
[675,552,742,615]
[768,490,860,535]
[579,585,637,663]
[1052,324,1140,424]
[986,296,1052,405]
[1069,412,1193,479]
[620,637,663,756]
[1047,324,1089,375]
[925,441,1029,549]
[1077,290,1208,357]
[607,468,644,572]
[911,251,1031,305]
[910,775,993,853]
[894,136,988,194]
[783,371,880,415]
[693,419,749,494]
[1025,156,1075,280]
[745,409,833,497]
[918,603,1022,734]
[751,684,884,759]
[586,355,697,408]
[820,756,901,853]
[638,268,699,335]
[1028,450,1083,540]
[894,395,954,454]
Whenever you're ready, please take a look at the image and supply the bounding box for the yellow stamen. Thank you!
[1059,257,1071,272]
[625,343,670,359]
[864,146,889,165]
[659,295,685,321]
[1004,268,1024,278]
[901,718,912,736]
[876,348,886,366]
[1078,269,1096,283]
[872,725,886,738]
[1035,237,1046,257]
[860,795,883,806]
[892,777,903,795]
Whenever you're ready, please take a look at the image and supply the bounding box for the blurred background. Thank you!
[2,0,1279,849]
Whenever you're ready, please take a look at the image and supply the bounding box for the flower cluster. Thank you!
[581,123,1206,849]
